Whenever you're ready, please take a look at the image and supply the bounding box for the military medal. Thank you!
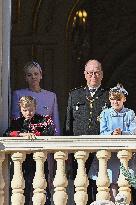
[90,103,93,108]
[76,105,79,111]
[86,96,94,109]
[102,103,108,110]
[75,102,80,111]
[97,115,100,122]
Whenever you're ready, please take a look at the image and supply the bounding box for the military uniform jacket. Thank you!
[64,86,109,136]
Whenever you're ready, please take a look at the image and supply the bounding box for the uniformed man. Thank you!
[64,59,110,204]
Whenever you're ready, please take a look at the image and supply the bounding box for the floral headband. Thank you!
[110,83,128,95]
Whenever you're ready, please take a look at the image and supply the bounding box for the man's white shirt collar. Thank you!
[88,85,100,96]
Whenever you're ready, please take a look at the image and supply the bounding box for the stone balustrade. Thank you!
[0,135,136,205]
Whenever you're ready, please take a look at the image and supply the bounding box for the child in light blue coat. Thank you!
[100,84,136,201]
[89,84,136,202]
[100,83,136,135]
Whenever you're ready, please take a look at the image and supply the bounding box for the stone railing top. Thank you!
[0,135,136,152]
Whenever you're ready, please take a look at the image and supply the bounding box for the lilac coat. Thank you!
[11,88,60,135]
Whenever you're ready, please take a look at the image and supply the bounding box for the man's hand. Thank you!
[19,132,36,140]
[113,128,122,135]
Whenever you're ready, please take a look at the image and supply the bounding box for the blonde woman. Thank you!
[11,61,60,135]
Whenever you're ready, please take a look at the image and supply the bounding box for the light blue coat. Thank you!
[89,106,136,183]
[100,107,136,135]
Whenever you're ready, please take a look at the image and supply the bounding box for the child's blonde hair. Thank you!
[109,92,125,101]
[109,83,128,100]
[19,96,36,108]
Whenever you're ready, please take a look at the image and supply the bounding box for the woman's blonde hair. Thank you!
[19,96,36,108]
[24,61,42,74]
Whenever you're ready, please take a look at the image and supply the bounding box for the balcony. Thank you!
[0,135,136,205]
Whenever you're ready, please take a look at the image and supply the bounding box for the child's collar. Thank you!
[110,106,125,113]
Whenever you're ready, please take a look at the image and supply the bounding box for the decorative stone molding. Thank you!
[117,150,132,204]
[32,151,47,205]
[53,151,68,205]
[74,151,89,205]
[11,152,26,205]
[1,135,136,151]
[0,136,136,204]
[96,150,111,201]
[0,153,5,205]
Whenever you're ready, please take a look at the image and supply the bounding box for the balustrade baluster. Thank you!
[0,153,5,205]
[11,152,26,205]
[96,150,111,201]
[74,151,89,205]
[53,151,68,205]
[117,150,132,204]
[32,151,47,205]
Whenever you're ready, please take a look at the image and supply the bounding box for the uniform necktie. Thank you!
[89,88,96,93]
[89,88,96,97]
